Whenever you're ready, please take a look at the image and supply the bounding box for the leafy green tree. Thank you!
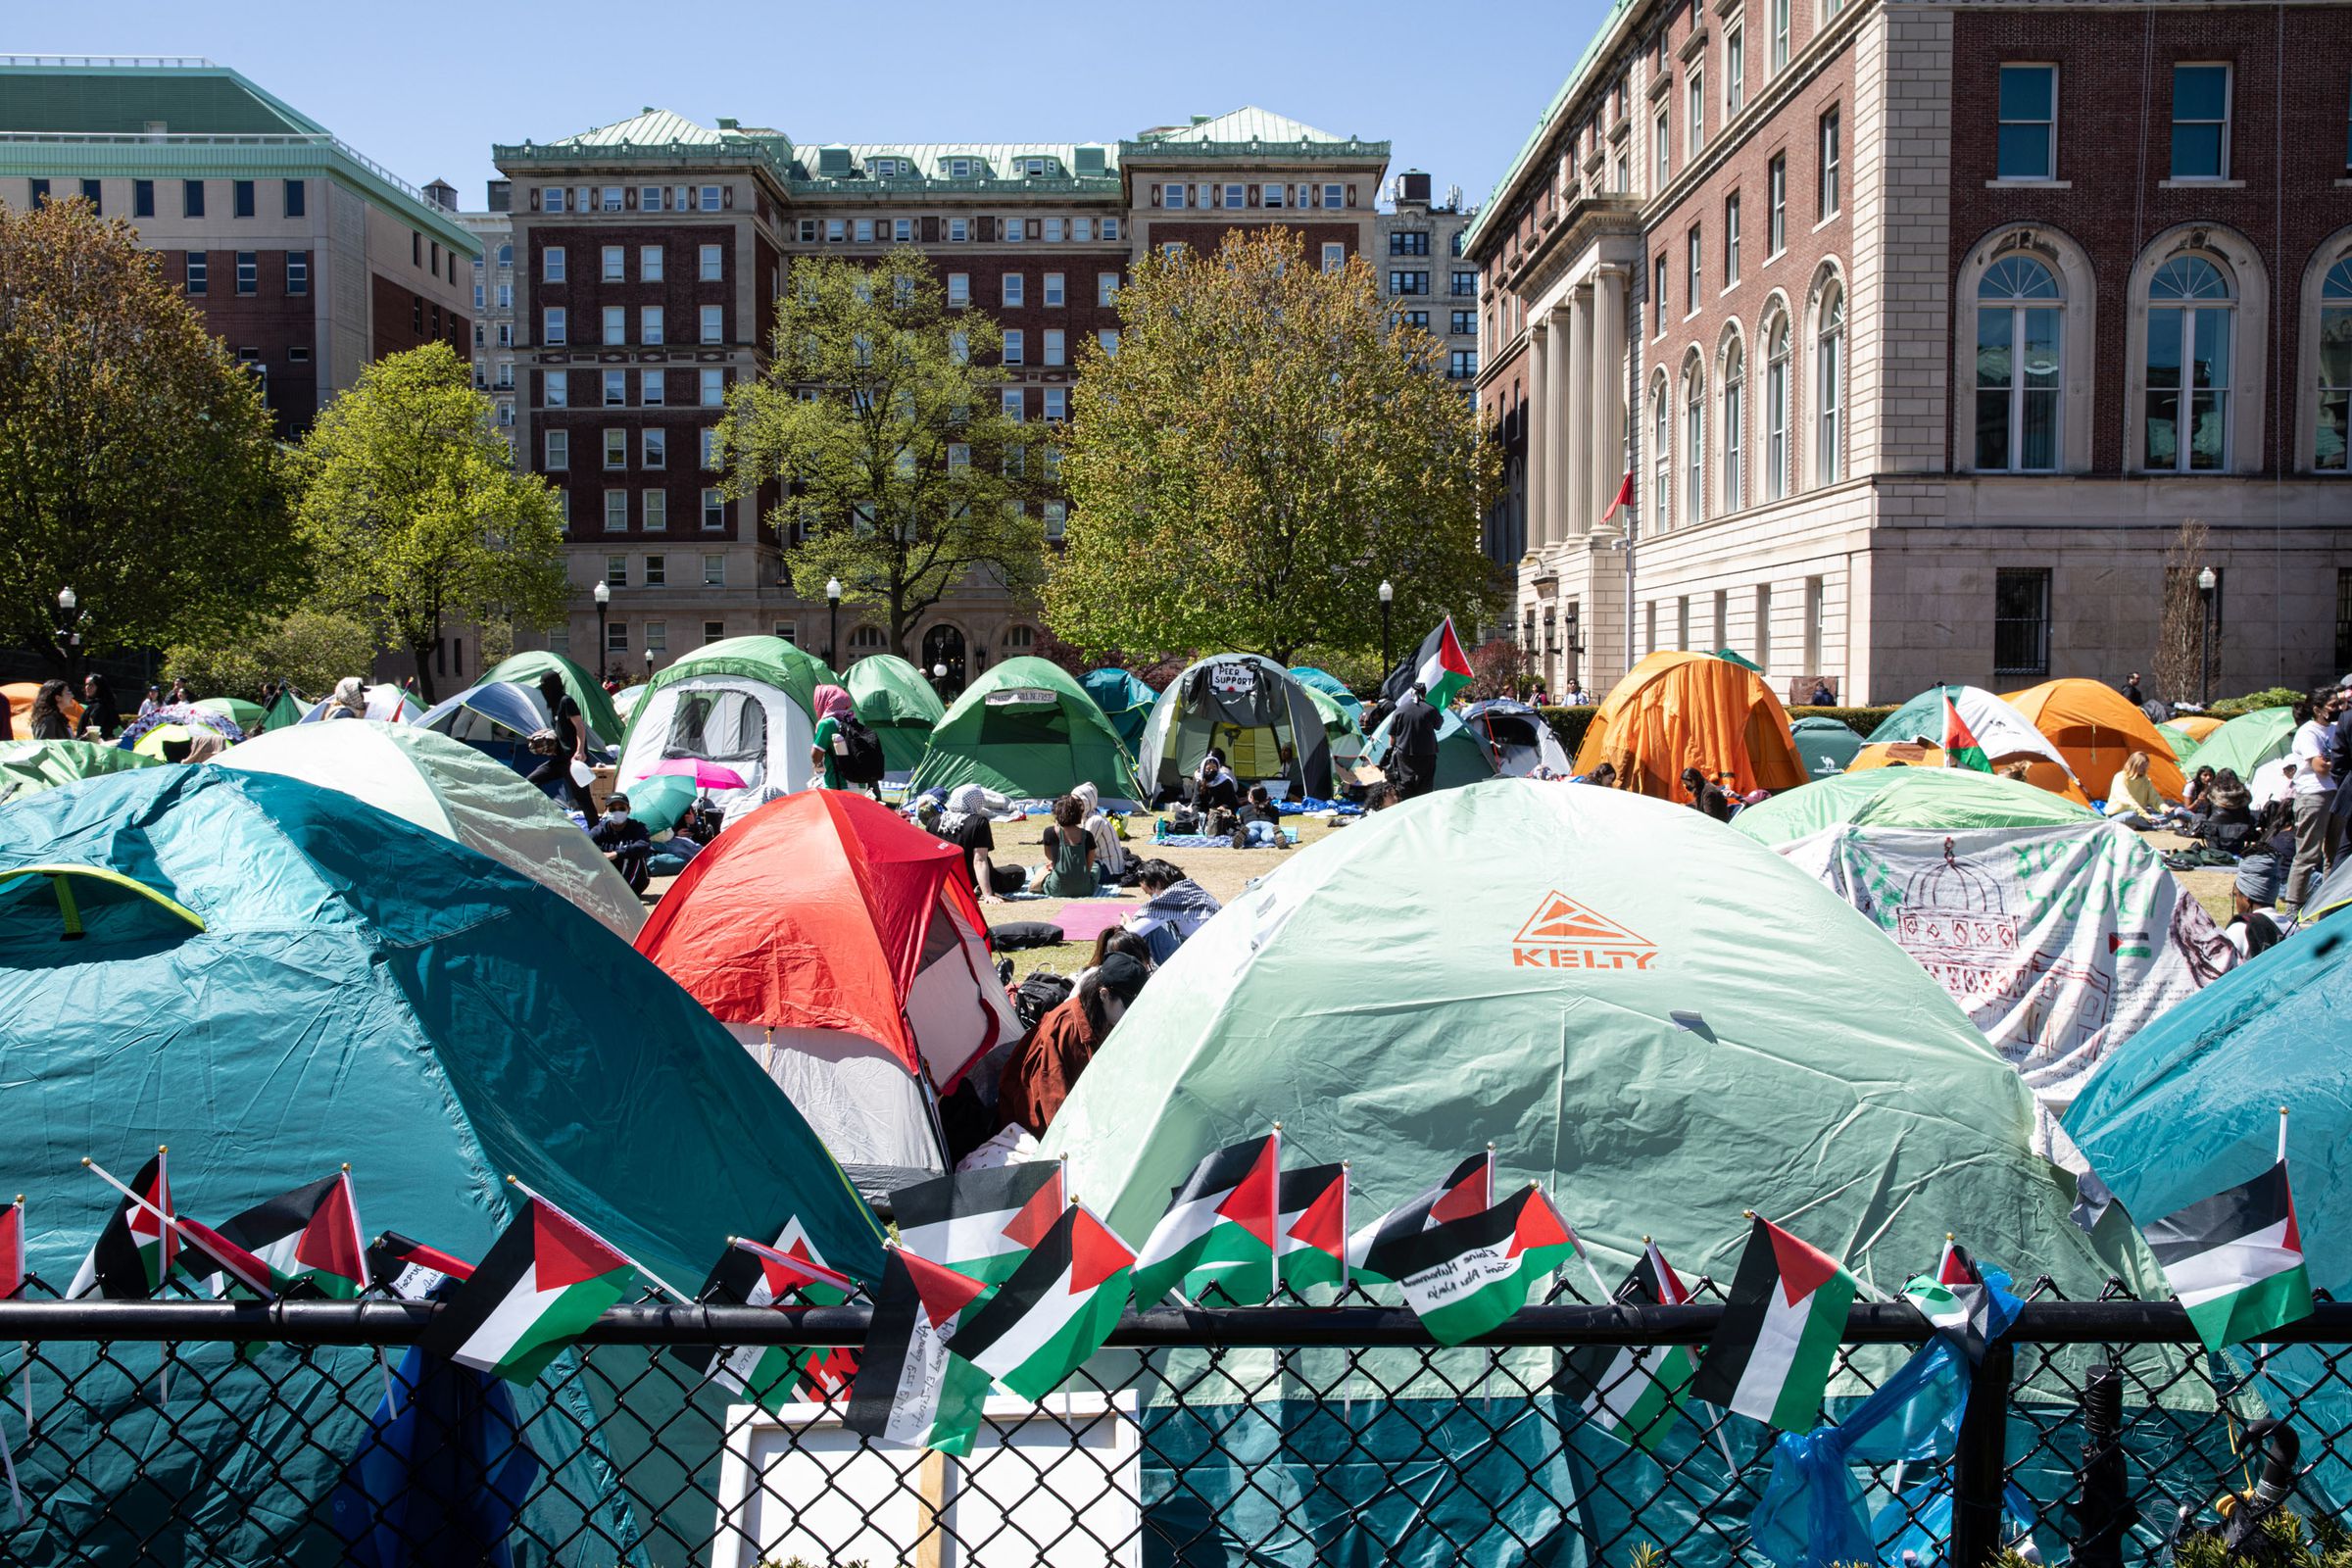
[0,197,298,672]
[716,247,1047,661]
[165,609,379,704]
[292,343,566,700]
[1048,227,1501,667]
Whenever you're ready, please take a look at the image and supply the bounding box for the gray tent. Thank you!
[1135,654,1336,801]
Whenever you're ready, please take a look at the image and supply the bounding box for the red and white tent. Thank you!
[635,791,1016,1177]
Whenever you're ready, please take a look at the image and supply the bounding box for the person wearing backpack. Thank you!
[808,684,863,791]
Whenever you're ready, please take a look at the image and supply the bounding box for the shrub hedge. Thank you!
[1537,705,1898,757]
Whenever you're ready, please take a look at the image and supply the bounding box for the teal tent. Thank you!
[482,648,625,748]
[907,656,1139,804]
[847,654,948,776]
[0,766,883,1563]
[1366,700,1570,790]
[1286,666,1365,725]
[1081,666,1160,754]
[0,739,160,802]
[1731,765,2099,844]
[1710,647,1764,671]
[2180,706,2295,781]
[260,684,306,732]
[1788,713,1866,779]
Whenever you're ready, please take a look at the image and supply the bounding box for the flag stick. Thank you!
[79,1154,275,1298]
[502,1174,695,1305]
[2278,1105,2289,1165]
[1338,1161,1351,1297]
[0,1397,19,1529]
[1268,1125,1282,1306]
[1484,1143,1496,1209]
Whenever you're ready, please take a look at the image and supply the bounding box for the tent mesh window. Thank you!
[664,689,767,762]
[0,1268,2340,1566]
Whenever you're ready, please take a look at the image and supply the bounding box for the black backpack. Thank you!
[1013,971,1074,1029]
[830,712,887,784]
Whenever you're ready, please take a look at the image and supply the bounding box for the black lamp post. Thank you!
[931,661,948,699]
[644,647,656,681]
[592,580,611,680]
[2196,565,2217,705]
[1378,578,1395,673]
[56,586,82,679]
[826,576,843,667]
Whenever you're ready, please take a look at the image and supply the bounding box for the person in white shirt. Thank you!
[2281,688,2340,913]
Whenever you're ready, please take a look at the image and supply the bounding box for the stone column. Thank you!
[1524,318,1550,554]
[1564,289,1592,536]
[1544,306,1576,548]
[1591,268,1628,529]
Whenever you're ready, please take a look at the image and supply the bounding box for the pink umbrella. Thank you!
[645,758,748,790]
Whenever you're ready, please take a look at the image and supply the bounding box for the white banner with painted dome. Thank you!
[1777,820,2237,1165]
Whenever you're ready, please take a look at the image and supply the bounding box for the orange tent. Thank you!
[1847,742,2093,805]
[2167,713,2226,746]
[3,683,82,736]
[2002,679,2185,803]
[1575,651,1810,800]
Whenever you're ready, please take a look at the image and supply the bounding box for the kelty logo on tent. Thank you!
[1512,893,1657,970]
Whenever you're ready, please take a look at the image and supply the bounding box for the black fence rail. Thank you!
[0,1281,2343,1567]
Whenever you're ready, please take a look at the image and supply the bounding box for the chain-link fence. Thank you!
[0,1273,2343,1567]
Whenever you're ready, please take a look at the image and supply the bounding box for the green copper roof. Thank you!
[1147,108,1345,145]
[1121,105,1388,163]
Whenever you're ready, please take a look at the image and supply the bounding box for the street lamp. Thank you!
[1378,579,1395,673]
[931,661,949,699]
[2196,565,2218,705]
[644,647,656,679]
[826,576,843,667]
[592,580,611,681]
[56,586,82,678]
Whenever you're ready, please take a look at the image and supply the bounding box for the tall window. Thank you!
[1689,72,1706,154]
[2319,257,2352,471]
[1997,66,2058,180]
[1724,192,1741,284]
[1817,110,1841,218]
[1771,0,1790,72]
[1726,24,1745,115]
[1765,314,1791,499]
[1653,255,1670,335]
[1722,339,1745,512]
[1687,225,1702,313]
[2171,65,2230,179]
[1816,282,1845,482]
[1684,367,1706,524]
[2144,256,2232,471]
[1993,567,2052,678]
[1655,110,1671,188]
[1767,156,1788,255]
[1652,377,1673,528]
[1975,256,2062,470]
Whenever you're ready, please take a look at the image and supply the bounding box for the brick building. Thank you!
[1375,172,1486,540]
[1467,0,2352,705]
[492,106,1388,687]
[0,57,475,440]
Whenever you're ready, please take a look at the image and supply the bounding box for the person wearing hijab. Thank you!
[808,683,855,789]
[1068,780,1127,881]
[997,953,1149,1137]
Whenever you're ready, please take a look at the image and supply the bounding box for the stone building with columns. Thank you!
[1468,0,2352,705]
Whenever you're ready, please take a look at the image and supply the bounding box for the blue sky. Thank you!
[20,0,1611,213]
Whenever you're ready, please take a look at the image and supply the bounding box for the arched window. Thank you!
[1975,256,2062,471]
[1683,364,1706,525]
[1721,338,1745,513]
[1764,312,1791,500]
[1650,375,1672,530]
[1814,282,1845,484]
[2144,256,2233,471]
[1004,624,1036,650]
[2318,256,2352,471]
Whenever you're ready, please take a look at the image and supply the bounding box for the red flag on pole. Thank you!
[1599,471,1635,526]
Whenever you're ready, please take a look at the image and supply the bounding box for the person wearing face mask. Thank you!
[996,953,1149,1138]
[590,792,654,894]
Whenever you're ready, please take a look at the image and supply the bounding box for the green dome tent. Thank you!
[616,635,833,806]
[260,684,306,732]
[1730,765,2099,844]
[192,695,265,731]
[1286,666,1365,725]
[0,739,160,803]
[1366,700,1571,790]
[0,765,883,1564]
[1081,666,1160,755]
[482,648,624,747]
[906,656,1139,804]
[846,654,947,777]
[220,719,647,938]
[1788,713,1866,779]
[1135,654,1336,801]
[2180,706,2295,781]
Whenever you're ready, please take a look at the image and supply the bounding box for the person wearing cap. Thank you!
[590,792,654,894]
[996,953,1149,1137]
[528,669,596,818]
[2225,853,2289,958]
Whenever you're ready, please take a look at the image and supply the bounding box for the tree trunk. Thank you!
[409,640,438,704]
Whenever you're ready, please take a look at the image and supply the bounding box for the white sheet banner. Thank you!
[1781,822,2236,1161]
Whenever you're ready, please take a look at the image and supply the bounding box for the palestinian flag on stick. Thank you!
[844,1246,992,1455]
[1383,1185,1581,1346]
[69,1152,174,1300]
[1901,1238,2018,1365]
[673,1227,858,1409]
[1556,1240,1696,1453]
[171,1214,279,1301]
[1942,694,1990,772]
[1130,1135,1277,1304]
[1690,1215,1857,1431]
[2144,1160,2313,1351]
[203,1171,368,1299]
[893,1162,1063,1285]
[0,1199,21,1300]
[1348,1152,1492,1284]
[1380,616,1474,709]
[419,1197,635,1385]
[1276,1163,1349,1292]
[368,1231,474,1301]
[941,1203,1134,1407]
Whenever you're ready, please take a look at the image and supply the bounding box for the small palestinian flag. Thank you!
[1380,615,1475,709]
[368,1231,475,1301]
[70,1152,174,1300]
[419,1198,635,1385]
[1383,1186,1581,1346]
[844,1247,991,1455]
[2145,1161,2314,1351]
[1348,1153,1491,1284]
[1276,1164,1349,1292]
[765,1220,861,1396]
[939,1203,1134,1408]
[1902,1239,2018,1365]
[893,1162,1063,1285]
[0,1199,21,1300]
[202,1172,368,1299]
[1690,1215,1857,1431]
[1942,694,1989,772]
[1131,1135,1277,1304]
[1556,1241,1696,1452]
[675,1227,858,1409]
[172,1214,279,1300]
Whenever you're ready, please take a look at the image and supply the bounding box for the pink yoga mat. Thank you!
[1047,901,1133,943]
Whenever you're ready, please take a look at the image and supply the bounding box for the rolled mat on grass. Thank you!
[986,919,1065,949]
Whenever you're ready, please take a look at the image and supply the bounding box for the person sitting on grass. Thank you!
[1070,781,1129,882]
[1033,794,1100,898]
[591,792,654,894]
[997,953,1150,1137]
[1235,783,1285,848]
[2102,751,2166,827]
[1123,858,1221,963]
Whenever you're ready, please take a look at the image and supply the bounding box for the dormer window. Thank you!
[1023,157,1048,175]
[951,158,974,178]
[873,158,900,177]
